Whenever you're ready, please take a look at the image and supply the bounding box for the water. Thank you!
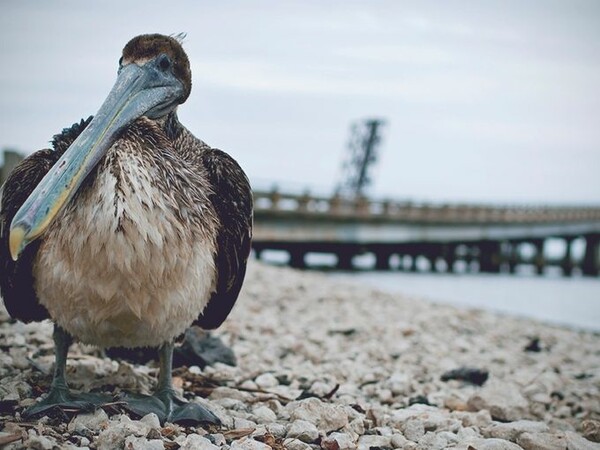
[331,270,600,332]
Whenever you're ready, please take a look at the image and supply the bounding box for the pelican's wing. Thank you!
[194,148,253,329]
[0,117,92,322]
[0,149,57,322]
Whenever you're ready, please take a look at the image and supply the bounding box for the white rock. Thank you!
[286,398,349,433]
[266,423,288,439]
[517,432,567,450]
[255,373,279,389]
[483,420,550,441]
[94,416,150,450]
[467,382,530,422]
[389,404,460,432]
[139,413,161,430]
[123,436,165,450]
[358,434,391,450]
[462,438,524,450]
[322,432,356,450]
[178,434,219,450]
[416,431,452,450]
[230,437,272,450]
[23,433,57,450]
[287,420,319,443]
[209,386,254,402]
[233,417,258,429]
[283,438,312,450]
[68,408,110,434]
[565,431,600,450]
[252,405,277,424]
[402,419,425,442]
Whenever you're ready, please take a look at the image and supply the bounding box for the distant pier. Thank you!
[252,190,600,276]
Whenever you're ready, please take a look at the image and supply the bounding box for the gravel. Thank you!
[0,261,599,449]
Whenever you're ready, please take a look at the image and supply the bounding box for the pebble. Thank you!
[230,437,272,450]
[467,381,530,421]
[322,432,357,450]
[0,261,597,450]
[286,419,319,443]
[483,419,550,441]
[286,397,349,433]
[517,432,567,450]
[177,434,220,450]
[68,408,110,434]
[123,436,165,450]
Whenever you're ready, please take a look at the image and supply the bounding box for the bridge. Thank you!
[252,189,600,276]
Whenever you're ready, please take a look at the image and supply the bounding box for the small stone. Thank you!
[287,419,319,443]
[387,372,411,395]
[210,386,254,402]
[178,434,219,450]
[230,436,272,450]
[140,413,161,429]
[517,432,567,450]
[582,420,600,443]
[441,367,489,386]
[252,405,277,424]
[124,436,165,450]
[95,415,151,450]
[286,398,349,433]
[467,438,525,450]
[390,433,410,448]
[233,417,258,429]
[357,434,391,450]
[483,420,550,441]
[266,423,288,439]
[416,431,450,450]
[467,382,529,422]
[68,408,110,434]
[206,433,227,446]
[283,438,312,450]
[255,373,279,389]
[565,431,600,450]
[22,433,57,450]
[322,432,356,450]
[402,419,425,442]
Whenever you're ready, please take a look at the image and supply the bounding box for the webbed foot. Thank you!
[23,386,111,419]
[120,389,220,425]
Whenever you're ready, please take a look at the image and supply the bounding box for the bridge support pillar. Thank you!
[582,233,600,276]
[479,240,501,273]
[289,250,306,269]
[532,239,545,275]
[375,251,391,271]
[442,244,456,273]
[507,242,519,273]
[337,251,354,270]
[561,236,574,277]
[410,255,419,272]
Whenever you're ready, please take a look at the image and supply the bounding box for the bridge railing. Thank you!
[253,189,600,224]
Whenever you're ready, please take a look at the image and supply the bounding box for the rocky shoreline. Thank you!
[0,261,599,449]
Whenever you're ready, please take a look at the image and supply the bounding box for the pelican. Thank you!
[0,34,252,424]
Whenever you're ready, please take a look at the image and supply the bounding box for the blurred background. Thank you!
[1,1,599,330]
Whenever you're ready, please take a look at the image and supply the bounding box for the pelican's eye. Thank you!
[158,54,171,71]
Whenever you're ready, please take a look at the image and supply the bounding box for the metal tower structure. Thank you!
[336,118,386,198]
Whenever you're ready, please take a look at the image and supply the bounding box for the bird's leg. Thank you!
[122,341,221,425]
[24,325,110,418]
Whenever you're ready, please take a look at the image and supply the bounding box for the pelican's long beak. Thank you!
[9,58,184,260]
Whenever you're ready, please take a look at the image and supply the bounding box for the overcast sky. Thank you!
[1,1,599,205]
